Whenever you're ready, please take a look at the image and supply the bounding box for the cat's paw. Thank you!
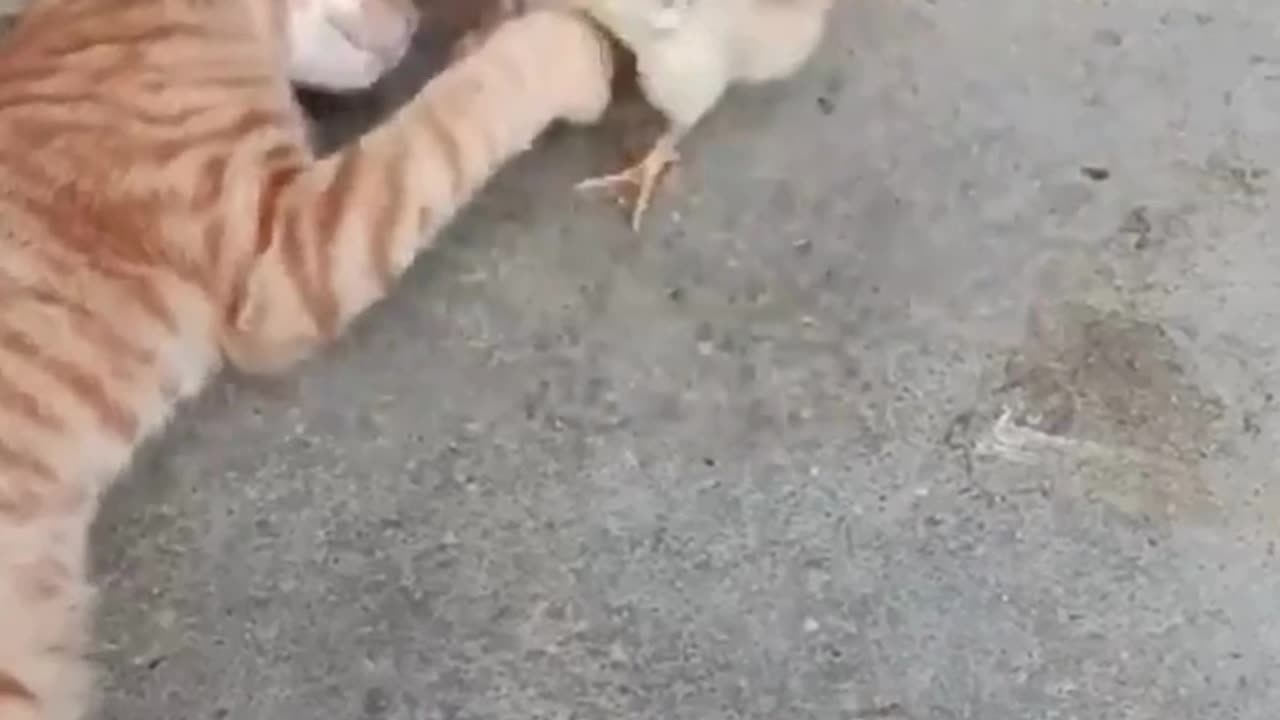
[448,0,528,61]
[478,9,614,126]
[544,12,616,125]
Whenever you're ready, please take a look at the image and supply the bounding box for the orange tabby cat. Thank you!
[0,0,615,717]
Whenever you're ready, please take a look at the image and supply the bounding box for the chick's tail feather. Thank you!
[732,0,834,83]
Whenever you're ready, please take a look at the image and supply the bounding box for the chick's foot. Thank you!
[576,135,681,232]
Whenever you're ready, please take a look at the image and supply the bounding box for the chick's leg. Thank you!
[575,124,685,232]
[576,25,726,231]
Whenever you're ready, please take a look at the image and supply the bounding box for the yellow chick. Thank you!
[569,0,834,230]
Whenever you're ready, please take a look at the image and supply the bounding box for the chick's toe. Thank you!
[576,134,681,232]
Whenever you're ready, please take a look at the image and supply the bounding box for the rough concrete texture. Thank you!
[91,1,1280,718]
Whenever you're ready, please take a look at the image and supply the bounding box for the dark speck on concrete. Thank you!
[1081,165,1111,181]
[362,687,393,718]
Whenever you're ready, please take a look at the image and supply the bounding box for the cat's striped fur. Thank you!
[0,0,614,717]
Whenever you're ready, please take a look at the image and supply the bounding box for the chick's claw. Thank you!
[575,137,681,232]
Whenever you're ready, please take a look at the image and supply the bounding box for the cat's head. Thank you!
[282,0,420,91]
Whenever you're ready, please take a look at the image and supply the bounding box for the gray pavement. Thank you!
[94,1,1280,718]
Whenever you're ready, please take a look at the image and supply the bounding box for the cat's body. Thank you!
[0,0,614,717]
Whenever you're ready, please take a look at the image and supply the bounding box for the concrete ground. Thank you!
[92,1,1280,718]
